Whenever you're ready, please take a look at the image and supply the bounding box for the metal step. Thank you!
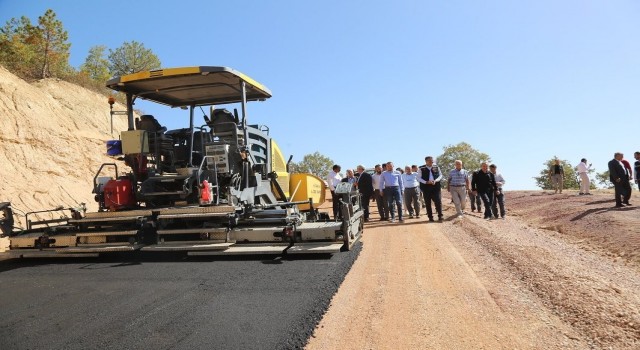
[57,244,143,253]
[285,243,344,254]
[76,230,138,237]
[143,191,188,196]
[84,210,152,219]
[5,250,99,258]
[157,228,227,235]
[158,206,236,215]
[188,244,290,256]
[157,206,236,219]
[69,216,144,224]
[141,242,234,252]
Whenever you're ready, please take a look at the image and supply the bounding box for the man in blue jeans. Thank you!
[379,162,404,223]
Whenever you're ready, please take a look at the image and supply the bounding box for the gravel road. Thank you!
[307,190,640,350]
[0,248,360,350]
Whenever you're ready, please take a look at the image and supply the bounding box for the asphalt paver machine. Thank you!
[0,66,363,257]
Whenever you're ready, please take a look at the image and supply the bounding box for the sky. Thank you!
[1,0,639,190]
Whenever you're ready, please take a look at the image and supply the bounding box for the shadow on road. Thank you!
[585,199,616,206]
[571,205,638,221]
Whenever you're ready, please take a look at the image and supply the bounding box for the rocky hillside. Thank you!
[0,66,130,222]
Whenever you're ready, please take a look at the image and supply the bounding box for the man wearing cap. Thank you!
[489,164,506,219]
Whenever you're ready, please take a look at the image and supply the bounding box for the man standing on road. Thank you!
[576,158,592,195]
[634,152,640,191]
[489,164,506,219]
[379,162,404,223]
[412,165,426,209]
[468,172,482,213]
[447,160,470,218]
[620,155,633,204]
[621,157,633,195]
[608,152,631,208]
[327,164,342,219]
[418,156,443,222]
[372,164,389,221]
[548,159,564,194]
[402,165,421,218]
[355,165,374,222]
[471,162,498,220]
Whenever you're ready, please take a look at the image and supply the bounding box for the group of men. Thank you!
[326,157,506,223]
[608,151,640,208]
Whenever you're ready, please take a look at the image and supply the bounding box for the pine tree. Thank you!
[33,9,71,79]
[0,9,70,79]
[80,45,111,82]
[108,41,161,76]
[0,16,37,77]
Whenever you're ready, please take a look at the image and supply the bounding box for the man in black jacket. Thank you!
[608,152,631,208]
[471,162,498,220]
[355,165,374,222]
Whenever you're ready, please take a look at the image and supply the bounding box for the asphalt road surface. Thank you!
[0,246,360,350]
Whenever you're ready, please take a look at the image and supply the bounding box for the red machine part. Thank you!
[200,180,213,205]
[103,178,136,211]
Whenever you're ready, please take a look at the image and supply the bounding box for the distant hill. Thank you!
[0,65,131,221]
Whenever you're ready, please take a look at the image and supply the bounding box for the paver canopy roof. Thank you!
[106,66,272,108]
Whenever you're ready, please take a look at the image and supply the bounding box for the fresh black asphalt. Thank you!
[0,244,361,350]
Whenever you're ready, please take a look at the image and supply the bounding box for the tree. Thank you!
[0,16,38,77]
[596,170,613,189]
[33,9,71,79]
[108,41,161,76]
[0,9,70,79]
[533,157,579,190]
[80,45,110,82]
[290,152,334,179]
[436,142,491,176]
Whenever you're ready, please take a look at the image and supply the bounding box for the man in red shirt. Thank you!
[621,158,633,200]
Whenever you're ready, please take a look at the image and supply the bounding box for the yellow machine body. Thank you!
[289,174,326,211]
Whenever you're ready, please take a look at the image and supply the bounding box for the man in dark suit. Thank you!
[355,165,374,222]
[608,152,631,208]
[418,156,444,222]
[471,162,498,220]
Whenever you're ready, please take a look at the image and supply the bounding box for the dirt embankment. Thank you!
[0,66,130,221]
[308,190,640,349]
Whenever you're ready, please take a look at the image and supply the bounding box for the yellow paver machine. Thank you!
[0,66,363,257]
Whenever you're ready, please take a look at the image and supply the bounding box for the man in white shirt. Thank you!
[402,165,421,218]
[326,164,342,219]
[372,164,389,221]
[576,158,592,195]
[489,164,506,219]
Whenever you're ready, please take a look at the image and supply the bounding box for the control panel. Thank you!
[205,144,230,173]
